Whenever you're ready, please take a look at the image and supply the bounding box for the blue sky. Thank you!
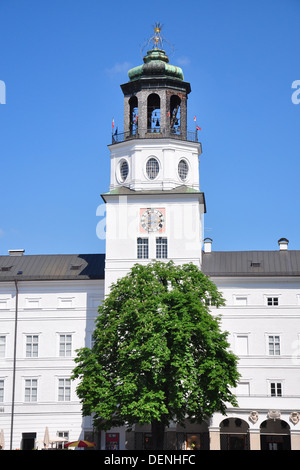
[0,0,299,255]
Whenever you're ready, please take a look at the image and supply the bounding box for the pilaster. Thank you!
[291,431,300,450]
[249,429,261,450]
[209,427,220,450]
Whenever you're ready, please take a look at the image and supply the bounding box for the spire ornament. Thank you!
[140,23,174,58]
[150,22,164,49]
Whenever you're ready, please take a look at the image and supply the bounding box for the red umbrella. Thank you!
[65,440,96,448]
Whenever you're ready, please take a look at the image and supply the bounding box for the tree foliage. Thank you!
[72,261,240,445]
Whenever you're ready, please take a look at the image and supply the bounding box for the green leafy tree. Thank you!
[72,261,240,450]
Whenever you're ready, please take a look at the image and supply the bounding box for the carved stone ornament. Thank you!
[268,410,281,420]
[290,412,300,425]
[249,411,259,423]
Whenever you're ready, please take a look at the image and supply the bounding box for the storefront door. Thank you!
[22,432,36,450]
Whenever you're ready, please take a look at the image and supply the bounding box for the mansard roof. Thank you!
[0,253,105,281]
[202,250,300,277]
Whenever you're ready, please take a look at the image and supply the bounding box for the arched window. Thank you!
[147,93,160,132]
[220,418,250,450]
[170,95,181,134]
[129,96,138,135]
[260,419,291,450]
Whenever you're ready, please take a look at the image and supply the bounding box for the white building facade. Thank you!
[0,253,105,450]
[202,246,300,450]
[0,38,299,451]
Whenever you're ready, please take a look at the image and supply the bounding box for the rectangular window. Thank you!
[0,379,4,402]
[25,379,38,402]
[267,297,279,306]
[235,382,250,396]
[137,238,149,259]
[268,335,280,355]
[236,335,249,355]
[57,431,69,449]
[234,296,248,305]
[58,298,73,308]
[0,299,9,309]
[270,382,282,397]
[186,434,201,450]
[26,335,39,358]
[0,336,6,357]
[25,298,40,309]
[59,334,72,357]
[156,237,168,259]
[58,378,71,401]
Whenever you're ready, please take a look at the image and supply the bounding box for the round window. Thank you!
[119,160,129,182]
[146,157,159,180]
[178,159,189,181]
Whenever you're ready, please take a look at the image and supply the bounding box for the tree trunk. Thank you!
[151,421,165,450]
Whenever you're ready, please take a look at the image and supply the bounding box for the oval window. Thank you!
[119,160,129,182]
[146,157,159,180]
[178,159,189,181]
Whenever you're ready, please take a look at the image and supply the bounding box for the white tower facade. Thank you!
[103,46,205,294]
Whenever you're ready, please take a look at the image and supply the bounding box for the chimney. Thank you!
[203,238,213,253]
[278,238,289,251]
[8,249,25,256]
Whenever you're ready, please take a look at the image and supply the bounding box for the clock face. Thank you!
[140,208,165,233]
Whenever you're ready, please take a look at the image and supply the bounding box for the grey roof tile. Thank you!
[202,250,300,277]
[1,249,299,281]
[0,254,105,281]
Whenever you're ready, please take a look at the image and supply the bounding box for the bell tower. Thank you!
[103,25,206,294]
[122,46,190,140]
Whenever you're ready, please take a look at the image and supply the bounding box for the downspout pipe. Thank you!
[10,279,18,450]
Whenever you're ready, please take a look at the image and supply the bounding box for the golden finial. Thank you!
[140,23,174,59]
[150,22,164,49]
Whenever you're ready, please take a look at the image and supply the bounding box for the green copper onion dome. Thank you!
[128,48,184,82]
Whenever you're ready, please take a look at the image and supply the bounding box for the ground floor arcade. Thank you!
[98,412,300,450]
